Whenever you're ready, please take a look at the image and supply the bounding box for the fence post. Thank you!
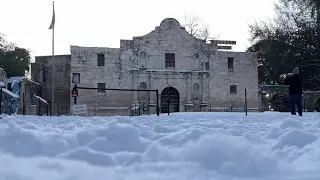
[22,92,25,115]
[50,102,52,116]
[167,87,170,115]
[47,104,49,116]
[303,98,306,112]
[38,98,41,116]
[156,89,159,116]
[245,88,248,116]
[0,87,2,115]
[58,104,60,117]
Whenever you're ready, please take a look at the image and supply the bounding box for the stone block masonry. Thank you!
[31,55,71,115]
[33,18,259,116]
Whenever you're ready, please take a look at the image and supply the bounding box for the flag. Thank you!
[49,2,55,30]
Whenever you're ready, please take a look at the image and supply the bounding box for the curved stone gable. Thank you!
[132,18,205,45]
[160,18,181,27]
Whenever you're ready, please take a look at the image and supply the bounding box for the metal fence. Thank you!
[71,100,158,116]
[71,84,160,116]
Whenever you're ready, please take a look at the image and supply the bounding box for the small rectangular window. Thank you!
[228,57,234,70]
[97,83,106,93]
[230,85,237,94]
[97,54,105,66]
[165,53,175,68]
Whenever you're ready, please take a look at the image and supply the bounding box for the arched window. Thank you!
[140,51,147,60]
[139,82,147,90]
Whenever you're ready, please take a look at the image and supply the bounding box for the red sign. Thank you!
[72,90,78,97]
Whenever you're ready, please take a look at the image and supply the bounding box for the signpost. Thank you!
[72,104,87,116]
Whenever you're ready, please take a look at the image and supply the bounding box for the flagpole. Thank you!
[51,1,55,116]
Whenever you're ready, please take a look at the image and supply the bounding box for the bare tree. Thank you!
[182,14,213,41]
[198,25,211,41]
[183,14,201,36]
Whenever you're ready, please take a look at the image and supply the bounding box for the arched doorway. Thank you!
[161,87,180,113]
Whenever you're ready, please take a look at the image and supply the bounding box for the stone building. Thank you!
[31,55,71,115]
[69,18,259,115]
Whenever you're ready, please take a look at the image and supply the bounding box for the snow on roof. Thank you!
[1,88,19,98]
[34,95,48,104]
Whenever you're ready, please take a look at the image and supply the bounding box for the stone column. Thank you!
[149,74,157,102]
[131,72,134,101]
[185,73,189,102]
[201,73,209,111]
[185,73,193,112]
[200,74,204,102]
[148,74,152,101]
[187,73,192,102]
[148,73,156,114]
[132,71,138,101]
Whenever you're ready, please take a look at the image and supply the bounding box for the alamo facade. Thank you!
[31,18,259,116]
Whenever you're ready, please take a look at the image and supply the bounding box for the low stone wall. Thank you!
[260,85,320,112]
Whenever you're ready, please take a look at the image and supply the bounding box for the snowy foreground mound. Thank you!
[0,112,320,180]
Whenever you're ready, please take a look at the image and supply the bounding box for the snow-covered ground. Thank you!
[0,112,320,180]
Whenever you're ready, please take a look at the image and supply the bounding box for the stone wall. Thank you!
[210,51,259,109]
[70,46,130,112]
[31,55,71,115]
[70,18,259,115]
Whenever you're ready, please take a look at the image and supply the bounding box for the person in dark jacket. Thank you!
[284,67,303,116]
